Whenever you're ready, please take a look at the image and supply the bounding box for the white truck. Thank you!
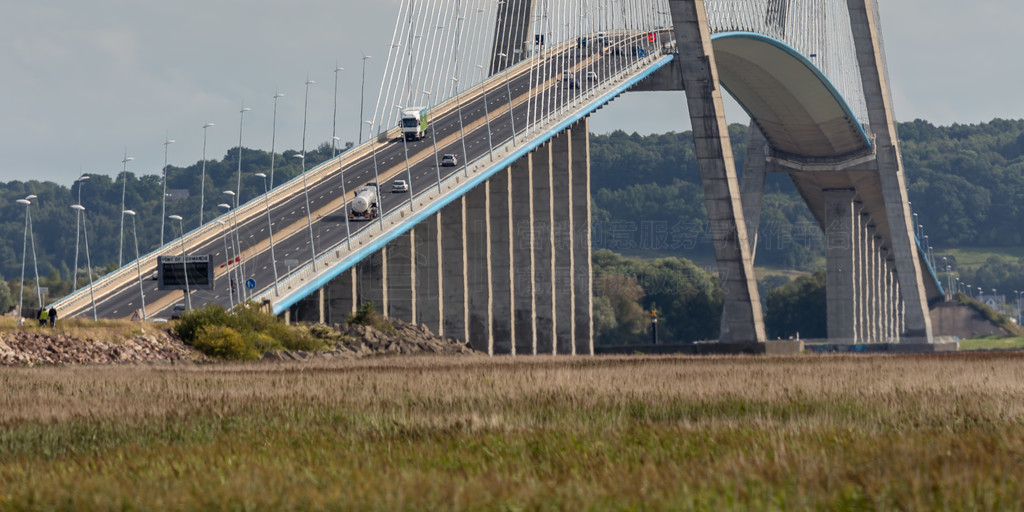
[349,183,380,220]
[401,107,428,141]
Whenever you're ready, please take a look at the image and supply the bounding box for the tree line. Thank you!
[3,118,1024,339]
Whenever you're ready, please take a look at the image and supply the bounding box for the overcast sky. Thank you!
[2,0,1021,185]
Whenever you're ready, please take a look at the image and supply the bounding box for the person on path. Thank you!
[38,307,48,327]
[48,306,57,328]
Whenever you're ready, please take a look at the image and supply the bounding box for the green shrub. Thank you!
[192,325,259,360]
[348,302,395,333]
[173,301,326,358]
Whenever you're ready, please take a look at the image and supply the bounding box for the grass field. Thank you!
[2,354,1023,510]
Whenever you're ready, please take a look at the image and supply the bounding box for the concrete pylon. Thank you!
[511,155,537,354]
[532,143,557,354]
[326,267,357,324]
[466,182,494,353]
[552,129,575,355]
[570,120,594,355]
[847,0,932,342]
[668,0,766,344]
[490,167,516,354]
[414,213,443,336]
[824,189,858,341]
[387,230,416,324]
[441,196,469,344]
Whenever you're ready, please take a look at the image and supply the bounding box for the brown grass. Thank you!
[1,354,1023,510]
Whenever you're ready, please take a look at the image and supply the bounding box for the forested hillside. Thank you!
[3,118,1024,335]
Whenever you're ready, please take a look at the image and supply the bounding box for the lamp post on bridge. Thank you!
[199,123,214,227]
[72,174,89,291]
[16,195,40,320]
[123,209,146,320]
[254,172,279,295]
[235,103,251,210]
[119,152,134,267]
[364,120,385,234]
[160,136,175,247]
[70,204,98,320]
[214,215,235,309]
[422,90,444,193]
[221,193,244,302]
[168,214,192,312]
[269,92,284,188]
[393,105,417,212]
[332,136,354,252]
[495,53,517,145]
[473,64,495,161]
[359,54,372,144]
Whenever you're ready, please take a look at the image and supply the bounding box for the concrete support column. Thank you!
[326,267,357,324]
[466,182,494,354]
[415,213,443,335]
[441,197,469,344]
[387,230,416,324]
[356,247,387,315]
[668,0,765,344]
[570,120,594,355]
[490,167,515,354]
[552,129,576,355]
[824,189,857,341]
[853,208,864,343]
[511,156,537,354]
[532,143,556,354]
[848,0,933,341]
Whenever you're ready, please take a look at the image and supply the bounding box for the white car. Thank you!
[391,179,409,193]
[441,154,458,166]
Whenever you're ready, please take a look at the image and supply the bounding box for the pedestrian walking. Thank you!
[48,306,57,328]
[38,307,48,327]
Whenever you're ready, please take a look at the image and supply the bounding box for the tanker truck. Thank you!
[349,183,380,220]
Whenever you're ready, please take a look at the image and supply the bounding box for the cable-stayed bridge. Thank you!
[52,0,941,351]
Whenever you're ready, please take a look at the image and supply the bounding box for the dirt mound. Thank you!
[262,319,476,361]
[0,329,203,366]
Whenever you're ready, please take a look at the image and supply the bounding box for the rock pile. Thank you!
[263,319,476,361]
[0,329,203,366]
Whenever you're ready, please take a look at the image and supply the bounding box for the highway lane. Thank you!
[69,31,666,319]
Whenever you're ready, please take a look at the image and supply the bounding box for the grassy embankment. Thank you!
[2,354,1023,510]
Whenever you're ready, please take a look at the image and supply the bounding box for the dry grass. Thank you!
[0,316,168,344]
[1,354,1023,510]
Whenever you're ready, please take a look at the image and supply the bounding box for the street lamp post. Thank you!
[359,55,371,144]
[160,137,175,246]
[70,204,98,320]
[123,209,147,320]
[422,90,443,192]
[236,103,251,209]
[496,52,518,144]
[333,136,353,251]
[221,193,244,302]
[73,175,89,291]
[364,120,385,233]
[16,195,38,319]
[199,123,214,226]
[214,215,235,309]
[473,64,495,160]
[298,76,318,270]
[332,65,344,159]
[168,215,192,311]
[269,92,284,188]
[294,154,318,270]
[254,173,279,294]
[119,152,134,267]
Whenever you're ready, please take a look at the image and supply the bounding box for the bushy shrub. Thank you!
[192,325,259,360]
[348,302,395,333]
[173,301,325,358]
